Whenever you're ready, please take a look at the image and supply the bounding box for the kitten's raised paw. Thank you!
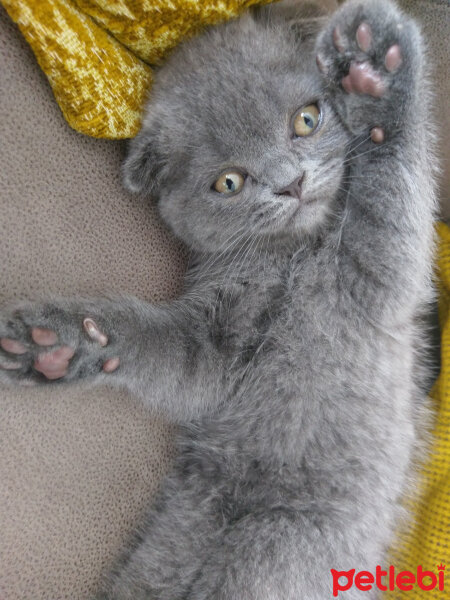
[315,0,421,134]
[0,304,120,385]
[334,22,401,98]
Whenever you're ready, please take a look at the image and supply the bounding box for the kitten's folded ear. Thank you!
[122,131,164,196]
[252,0,332,37]
[252,0,333,22]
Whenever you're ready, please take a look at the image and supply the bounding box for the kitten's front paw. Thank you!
[0,302,120,385]
[316,0,422,136]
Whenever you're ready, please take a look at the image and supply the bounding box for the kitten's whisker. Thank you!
[220,234,254,288]
[339,178,385,193]
[232,233,260,284]
[210,230,254,308]
[342,144,383,165]
[227,235,264,331]
[346,134,372,155]
[199,227,250,277]
[339,180,386,197]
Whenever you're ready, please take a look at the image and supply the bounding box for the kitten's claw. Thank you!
[83,317,108,347]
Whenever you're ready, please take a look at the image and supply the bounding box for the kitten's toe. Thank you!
[315,53,328,75]
[0,338,27,354]
[355,22,372,53]
[0,335,31,379]
[103,357,120,373]
[31,326,58,346]
[332,25,347,53]
[385,44,402,73]
[370,126,385,144]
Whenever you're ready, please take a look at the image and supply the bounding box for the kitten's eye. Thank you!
[293,104,320,137]
[213,171,245,195]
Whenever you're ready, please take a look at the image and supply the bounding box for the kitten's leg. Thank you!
[95,473,222,600]
[316,0,437,323]
[185,510,378,600]
[0,296,221,420]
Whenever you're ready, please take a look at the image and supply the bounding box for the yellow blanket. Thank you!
[1,0,270,138]
[386,222,450,597]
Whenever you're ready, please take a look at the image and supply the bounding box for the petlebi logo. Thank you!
[330,564,446,596]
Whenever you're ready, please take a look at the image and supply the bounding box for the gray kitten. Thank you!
[0,0,438,598]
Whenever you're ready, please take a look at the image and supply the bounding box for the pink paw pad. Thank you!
[0,338,27,354]
[333,26,347,52]
[103,357,120,373]
[33,346,75,380]
[316,54,328,75]
[370,127,385,144]
[336,20,403,99]
[385,44,402,72]
[342,62,386,97]
[31,327,58,346]
[356,23,372,53]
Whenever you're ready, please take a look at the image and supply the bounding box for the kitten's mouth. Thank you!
[278,174,318,212]
[284,187,320,224]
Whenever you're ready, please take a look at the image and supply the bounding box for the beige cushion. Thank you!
[0,2,448,599]
[0,6,182,598]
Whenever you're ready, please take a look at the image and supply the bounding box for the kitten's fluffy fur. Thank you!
[0,0,438,598]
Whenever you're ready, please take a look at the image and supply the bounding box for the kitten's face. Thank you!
[124,11,350,252]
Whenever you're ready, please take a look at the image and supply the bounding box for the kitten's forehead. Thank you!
[152,14,321,161]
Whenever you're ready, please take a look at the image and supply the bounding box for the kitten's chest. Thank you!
[209,279,285,353]
[212,259,338,360]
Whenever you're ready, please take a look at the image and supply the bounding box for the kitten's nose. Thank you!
[277,175,304,201]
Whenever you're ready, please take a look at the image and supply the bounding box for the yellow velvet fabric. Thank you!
[386,221,450,597]
[1,0,270,138]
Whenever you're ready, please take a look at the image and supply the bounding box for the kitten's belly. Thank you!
[242,309,416,415]
[216,313,418,506]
